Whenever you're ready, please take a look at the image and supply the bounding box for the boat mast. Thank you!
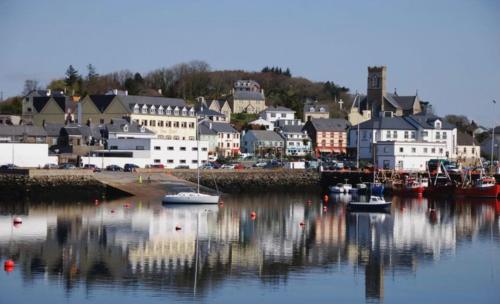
[197,127,200,194]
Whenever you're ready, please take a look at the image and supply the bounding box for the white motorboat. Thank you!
[329,183,353,193]
[163,191,220,204]
[347,196,391,212]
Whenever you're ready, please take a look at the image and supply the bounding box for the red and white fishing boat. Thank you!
[392,177,424,196]
[455,176,500,198]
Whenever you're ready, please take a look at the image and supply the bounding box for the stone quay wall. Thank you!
[172,169,321,193]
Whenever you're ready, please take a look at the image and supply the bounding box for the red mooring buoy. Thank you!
[299,222,305,227]
[323,195,329,202]
[13,217,22,225]
[4,260,14,272]
[95,199,99,206]
[250,211,257,220]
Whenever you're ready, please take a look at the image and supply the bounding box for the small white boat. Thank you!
[162,191,220,204]
[329,183,352,193]
[347,196,391,212]
[349,183,367,194]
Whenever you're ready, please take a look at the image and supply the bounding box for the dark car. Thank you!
[106,165,123,171]
[146,164,165,169]
[124,163,139,172]
[0,164,18,170]
[59,163,76,170]
[175,165,190,169]
[83,164,101,172]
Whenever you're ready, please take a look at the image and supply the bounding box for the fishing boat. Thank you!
[371,182,385,195]
[392,178,424,196]
[455,176,500,198]
[347,196,392,212]
[424,161,456,196]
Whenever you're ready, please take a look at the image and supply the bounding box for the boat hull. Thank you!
[347,202,391,212]
[455,184,500,198]
[392,185,424,196]
[162,194,220,204]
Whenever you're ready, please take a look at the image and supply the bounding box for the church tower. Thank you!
[367,66,387,115]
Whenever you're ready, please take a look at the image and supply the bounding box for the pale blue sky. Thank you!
[1,0,499,125]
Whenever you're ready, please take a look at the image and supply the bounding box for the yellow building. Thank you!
[79,94,197,140]
[230,80,267,114]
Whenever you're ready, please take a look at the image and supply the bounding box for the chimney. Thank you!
[77,102,82,124]
[46,89,51,96]
[209,122,212,130]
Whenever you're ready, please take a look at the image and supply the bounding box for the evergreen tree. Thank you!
[65,65,80,88]
[87,64,99,80]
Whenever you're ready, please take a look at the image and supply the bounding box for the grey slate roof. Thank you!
[43,123,64,137]
[264,106,295,113]
[199,121,237,133]
[0,125,47,136]
[105,119,153,135]
[304,103,329,113]
[246,130,284,142]
[198,123,217,136]
[196,106,224,117]
[233,90,265,101]
[358,116,415,130]
[392,95,418,111]
[32,96,67,113]
[406,114,455,130]
[63,124,101,139]
[279,124,305,133]
[88,95,186,113]
[309,118,349,131]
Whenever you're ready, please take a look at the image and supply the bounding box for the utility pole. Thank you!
[491,100,497,174]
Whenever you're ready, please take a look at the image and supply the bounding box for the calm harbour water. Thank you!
[0,192,499,304]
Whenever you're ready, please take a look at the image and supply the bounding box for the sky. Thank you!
[0,0,499,126]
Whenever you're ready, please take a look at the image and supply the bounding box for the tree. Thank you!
[22,79,40,95]
[65,65,80,88]
[87,64,99,80]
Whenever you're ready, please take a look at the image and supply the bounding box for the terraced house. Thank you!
[79,92,197,140]
[22,89,79,126]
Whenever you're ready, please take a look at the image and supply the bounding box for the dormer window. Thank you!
[123,124,129,132]
[309,107,315,112]
[174,107,179,116]
[133,104,140,114]
[158,106,164,115]
[434,120,442,129]
[141,105,148,114]
[149,105,156,114]
[140,126,145,133]
[319,107,325,112]
[189,108,195,116]
[181,107,187,116]
[166,106,172,115]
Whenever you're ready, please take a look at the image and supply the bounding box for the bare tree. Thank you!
[22,79,40,95]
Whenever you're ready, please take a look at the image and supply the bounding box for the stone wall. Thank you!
[172,169,320,193]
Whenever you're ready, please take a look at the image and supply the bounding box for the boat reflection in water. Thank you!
[0,193,499,303]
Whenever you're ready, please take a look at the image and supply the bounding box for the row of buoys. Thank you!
[4,260,15,272]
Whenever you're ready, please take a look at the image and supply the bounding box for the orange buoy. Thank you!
[175,225,181,231]
[323,195,329,202]
[13,217,22,225]
[4,260,15,272]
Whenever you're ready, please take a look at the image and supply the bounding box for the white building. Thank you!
[0,143,58,167]
[349,114,457,161]
[275,120,311,156]
[376,141,448,171]
[259,106,295,126]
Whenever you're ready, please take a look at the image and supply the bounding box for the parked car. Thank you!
[200,163,215,170]
[234,163,245,170]
[43,163,59,169]
[221,164,235,169]
[83,164,101,172]
[175,165,190,169]
[106,165,123,171]
[147,164,165,169]
[59,163,77,170]
[253,161,267,168]
[0,164,18,170]
[124,163,139,172]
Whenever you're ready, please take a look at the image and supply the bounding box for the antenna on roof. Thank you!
[415,89,419,96]
[394,88,397,95]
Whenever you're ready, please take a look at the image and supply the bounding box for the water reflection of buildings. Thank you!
[0,196,499,301]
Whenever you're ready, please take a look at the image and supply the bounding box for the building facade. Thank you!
[241,130,284,156]
[455,132,480,166]
[303,118,349,156]
[303,100,329,122]
[230,80,267,114]
[199,120,240,157]
[276,121,311,156]
[376,141,448,171]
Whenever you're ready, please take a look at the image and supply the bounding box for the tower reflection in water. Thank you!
[0,193,498,301]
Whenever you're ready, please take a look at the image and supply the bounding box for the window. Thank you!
[189,136,195,140]
[141,105,148,114]
[383,160,390,169]
[436,132,441,140]
[180,159,186,164]
[393,131,397,139]
[386,130,391,139]
[166,121,171,127]
[150,107,156,114]
[167,159,174,163]
[424,148,428,153]
[154,159,160,163]
[362,131,368,140]
[411,131,416,139]
[422,131,428,137]
[150,120,156,127]
[281,113,286,118]
[154,146,161,150]
[472,147,475,154]
[167,146,174,150]
[158,121,164,127]
[173,122,179,128]
[439,148,444,154]
[431,148,436,153]
[143,120,148,126]
[463,147,467,153]
[100,119,105,124]
[192,147,198,151]
[404,131,409,139]
[443,132,447,139]
[399,147,404,153]
[110,145,118,150]
[174,136,179,140]
[189,122,195,128]
[136,146,145,150]
[192,160,198,164]
[202,147,207,151]
[271,113,276,118]
[180,147,186,151]
[412,147,416,153]
[181,122,187,128]
[133,104,139,113]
